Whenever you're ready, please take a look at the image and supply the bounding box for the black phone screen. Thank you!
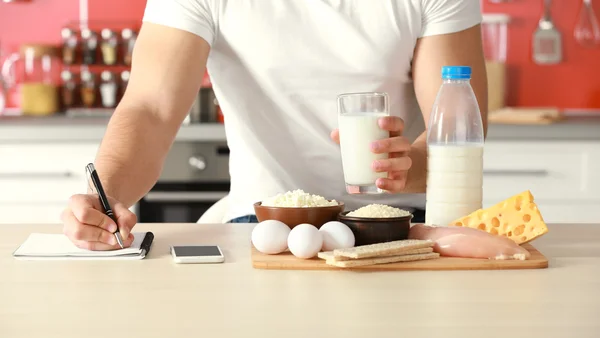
[172,246,222,257]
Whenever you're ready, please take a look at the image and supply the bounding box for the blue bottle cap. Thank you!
[441,66,472,80]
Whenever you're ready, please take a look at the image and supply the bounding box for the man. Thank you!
[62,0,488,250]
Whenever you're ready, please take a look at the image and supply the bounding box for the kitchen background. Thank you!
[2,0,600,109]
[0,0,599,225]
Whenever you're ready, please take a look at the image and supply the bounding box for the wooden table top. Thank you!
[1,223,599,338]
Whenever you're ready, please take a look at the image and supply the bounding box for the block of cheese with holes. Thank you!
[450,190,549,245]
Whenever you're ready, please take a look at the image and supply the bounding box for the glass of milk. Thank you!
[337,92,390,194]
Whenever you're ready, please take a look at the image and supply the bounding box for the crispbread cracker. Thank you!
[317,251,339,261]
[327,252,440,268]
[318,247,434,262]
[333,239,434,259]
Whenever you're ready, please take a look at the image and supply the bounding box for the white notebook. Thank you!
[13,231,154,260]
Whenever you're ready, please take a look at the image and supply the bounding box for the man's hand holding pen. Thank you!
[61,194,137,250]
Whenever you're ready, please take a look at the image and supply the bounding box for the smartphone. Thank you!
[170,245,225,264]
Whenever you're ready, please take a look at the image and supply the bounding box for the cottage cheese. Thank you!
[261,189,338,207]
[347,204,411,218]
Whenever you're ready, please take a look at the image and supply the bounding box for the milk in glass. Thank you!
[337,92,389,194]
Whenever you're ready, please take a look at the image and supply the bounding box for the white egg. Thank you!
[287,223,323,259]
[319,221,355,251]
[251,220,291,254]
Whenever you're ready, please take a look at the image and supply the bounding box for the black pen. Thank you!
[85,163,124,249]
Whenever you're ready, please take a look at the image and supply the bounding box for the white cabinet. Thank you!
[0,204,66,224]
[1,138,598,224]
[482,140,600,223]
[0,143,99,224]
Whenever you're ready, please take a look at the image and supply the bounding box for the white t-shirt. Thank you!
[142,0,482,222]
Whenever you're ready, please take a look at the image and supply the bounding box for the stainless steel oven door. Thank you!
[139,190,228,223]
[144,191,228,203]
[136,142,230,223]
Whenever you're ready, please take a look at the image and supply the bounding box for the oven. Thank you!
[136,142,230,223]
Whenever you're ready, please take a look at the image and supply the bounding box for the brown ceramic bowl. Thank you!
[337,211,413,246]
[253,201,345,229]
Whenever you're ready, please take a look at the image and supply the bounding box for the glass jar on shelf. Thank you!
[61,69,77,109]
[100,71,117,108]
[80,70,97,108]
[481,14,510,113]
[61,28,79,65]
[119,70,130,100]
[1,44,61,115]
[100,29,118,66]
[121,28,137,66]
[81,29,98,65]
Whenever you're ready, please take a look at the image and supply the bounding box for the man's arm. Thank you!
[93,22,210,207]
[404,24,488,193]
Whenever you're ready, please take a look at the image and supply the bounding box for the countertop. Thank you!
[0,115,226,142]
[1,222,599,338]
[1,114,599,142]
[486,115,600,141]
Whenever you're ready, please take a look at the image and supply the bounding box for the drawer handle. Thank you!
[483,170,549,177]
[144,191,228,202]
[0,172,74,179]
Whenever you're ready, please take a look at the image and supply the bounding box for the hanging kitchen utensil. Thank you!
[0,42,5,114]
[574,0,600,47]
[533,0,562,64]
[0,75,5,115]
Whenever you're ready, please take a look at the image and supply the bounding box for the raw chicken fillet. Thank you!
[408,224,530,260]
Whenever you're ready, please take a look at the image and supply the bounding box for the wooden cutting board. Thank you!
[251,243,548,271]
[489,107,563,125]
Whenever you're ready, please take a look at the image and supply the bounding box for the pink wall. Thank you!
[0,0,79,53]
[88,0,147,22]
[483,1,600,110]
[1,0,599,110]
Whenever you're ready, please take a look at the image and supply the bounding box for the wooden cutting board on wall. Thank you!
[489,107,563,125]
[251,243,548,271]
